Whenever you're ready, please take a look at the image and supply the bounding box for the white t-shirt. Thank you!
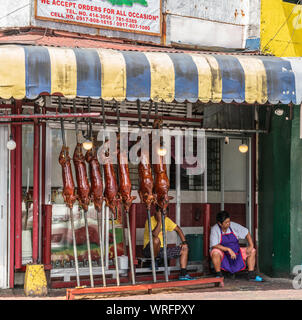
[209,221,249,250]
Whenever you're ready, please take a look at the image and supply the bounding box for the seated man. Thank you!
[210,210,262,281]
[143,205,195,280]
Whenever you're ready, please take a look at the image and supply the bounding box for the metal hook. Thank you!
[146,101,153,126]
[116,101,120,134]
[137,100,142,128]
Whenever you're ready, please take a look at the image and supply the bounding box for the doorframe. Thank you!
[0,125,9,288]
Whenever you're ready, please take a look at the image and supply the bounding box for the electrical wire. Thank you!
[262,0,302,54]
[279,4,302,56]
[0,27,48,43]
[0,4,30,21]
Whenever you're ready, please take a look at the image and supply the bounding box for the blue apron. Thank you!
[219,226,246,274]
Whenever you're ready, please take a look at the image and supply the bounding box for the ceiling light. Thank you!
[7,135,16,150]
[275,108,284,116]
[238,143,248,153]
[158,146,167,156]
[83,139,93,150]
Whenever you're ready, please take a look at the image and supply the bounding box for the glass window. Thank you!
[169,138,220,191]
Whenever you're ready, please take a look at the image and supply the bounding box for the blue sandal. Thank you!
[248,271,263,282]
[179,274,196,281]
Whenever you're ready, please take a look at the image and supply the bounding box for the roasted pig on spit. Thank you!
[153,157,172,213]
[59,146,77,208]
[73,143,91,212]
[99,143,120,213]
[73,142,95,287]
[99,140,121,285]
[118,134,136,213]
[86,145,107,287]
[117,133,136,285]
[85,147,103,212]
[152,119,172,282]
[153,119,172,213]
[137,134,157,283]
[138,136,155,210]
[59,144,81,286]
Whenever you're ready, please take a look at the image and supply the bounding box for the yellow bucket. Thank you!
[24,264,48,297]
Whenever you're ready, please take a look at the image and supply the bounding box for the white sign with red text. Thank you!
[36,0,161,35]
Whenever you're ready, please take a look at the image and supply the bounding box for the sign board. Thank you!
[35,0,162,35]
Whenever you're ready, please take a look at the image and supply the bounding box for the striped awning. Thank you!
[1,44,302,105]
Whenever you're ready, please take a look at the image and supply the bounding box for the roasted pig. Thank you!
[85,147,103,212]
[59,146,77,209]
[138,136,155,210]
[99,143,120,213]
[73,143,91,212]
[152,119,172,213]
[117,134,136,213]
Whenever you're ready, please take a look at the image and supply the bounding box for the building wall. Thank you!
[258,105,302,277]
[0,0,31,27]
[165,0,259,50]
[258,105,291,277]
[1,0,260,50]
[261,0,302,57]
[289,106,302,271]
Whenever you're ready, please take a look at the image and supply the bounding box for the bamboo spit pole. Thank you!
[70,207,80,286]
[147,207,157,283]
[125,208,136,285]
[101,202,106,269]
[96,208,106,287]
[83,209,94,287]
[105,206,109,270]
[112,207,120,286]
[161,210,169,282]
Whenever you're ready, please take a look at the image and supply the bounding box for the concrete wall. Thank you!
[246,0,261,50]
[165,0,259,50]
[0,0,31,28]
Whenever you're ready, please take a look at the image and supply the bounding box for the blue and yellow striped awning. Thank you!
[1,44,301,105]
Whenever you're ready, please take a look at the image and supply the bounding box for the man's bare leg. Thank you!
[152,237,161,258]
[180,245,189,269]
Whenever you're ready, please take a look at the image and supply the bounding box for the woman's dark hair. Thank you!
[216,210,230,224]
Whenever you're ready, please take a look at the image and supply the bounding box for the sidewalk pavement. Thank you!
[97,274,302,301]
[0,273,301,300]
